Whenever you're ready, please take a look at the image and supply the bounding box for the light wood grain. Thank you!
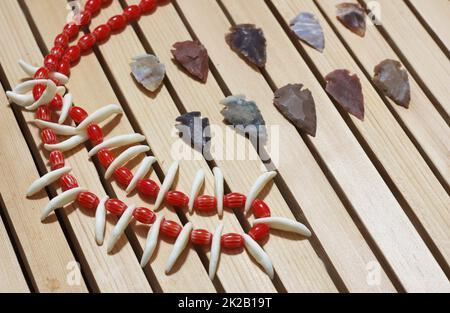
[26,0,216,293]
[317,0,450,187]
[1,0,152,292]
[361,0,450,116]
[271,0,450,292]
[408,0,450,52]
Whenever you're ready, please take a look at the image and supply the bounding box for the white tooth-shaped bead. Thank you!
[126,156,157,194]
[209,223,223,280]
[243,234,274,279]
[32,120,77,136]
[88,133,146,158]
[95,196,109,246]
[5,92,34,107]
[253,217,311,237]
[27,166,72,197]
[140,214,164,268]
[213,167,224,217]
[106,204,135,253]
[154,161,179,211]
[56,86,66,96]
[58,93,73,124]
[104,145,150,179]
[165,222,193,274]
[188,169,205,214]
[44,133,89,152]
[50,72,69,85]
[18,59,39,76]
[244,171,277,213]
[76,104,123,131]
[13,79,48,94]
[41,187,86,221]
[26,79,57,111]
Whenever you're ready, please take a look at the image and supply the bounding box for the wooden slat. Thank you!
[407,0,450,52]
[123,0,341,292]
[211,0,450,292]
[361,0,450,116]
[316,0,450,186]
[25,0,215,293]
[0,67,87,292]
[1,0,152,292]
[270,0,450,291]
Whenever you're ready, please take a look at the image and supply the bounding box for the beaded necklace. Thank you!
[6,0,311,280]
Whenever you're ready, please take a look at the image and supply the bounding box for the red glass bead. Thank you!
[78,33,96,52]
[114,167,133,187]
[76,11,92,27]
[165,191,189,208]
[34,67,49,79]
[50,94,63,110]
[50,46,65,60]
[160,220,182,238]
[63,23,79,39]
[33,84,45,100]
[223,192,246,208]
[105,198,127,215]
[77,191,99,210]
[194,195,217,212]
[221,233,244,249]
[139,0,157,13]
[50,150,65,170]
[36,105,51,121]
[60,173,79,191]
[137,179,159,197]
[133,207,156,224]
[54,33,69,48]
[123,5,141,21]
[251,199,271,218]
[85,0,102,14]
[87,123,103,145]
[41,128,57,144]
[44,54,59,71]
[97,148,114,168]
[69,106,88,123]
[190,229,212,246]
[92,24,111,42]
[63,45,81,63]
[248,223,269,241]
[107,15,127,32]
[57,60,71,76]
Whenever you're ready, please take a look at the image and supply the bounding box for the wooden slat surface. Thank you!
[0,0,448,293]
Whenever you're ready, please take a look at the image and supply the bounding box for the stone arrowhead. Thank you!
[130,54,165,92]
[290,12,325,53]
[336,3,366,37]
[373,59,411,108]
[225,24,267,68]
[171,40,209,83]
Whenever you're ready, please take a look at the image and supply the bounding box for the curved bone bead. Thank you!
[243,234,274,279]
[5,92,34,107]
[154,160,179,211]
[26,166,72,197]
[59,93,73,124]
[104,145,150,179]
[50,72,69,85]
[76,104,123,131]
[44,133,89,152]
[209,223,223,280]
[18,59,38,76]
[126,156,157,194]
[253,217,311,237]
[41,187,87,221]
[26,79,58,111]
[95,196,109,245]
[244,171,277,213]
[13,79,48,94]
[213,167,224,217]
[140,215,165,268]
[188,169,205,214]
[32,120,77,136]
[165,222,193,274]
[88,133,146,157]
[106,204,136,253]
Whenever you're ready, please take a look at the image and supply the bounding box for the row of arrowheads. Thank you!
[131,3,410,141]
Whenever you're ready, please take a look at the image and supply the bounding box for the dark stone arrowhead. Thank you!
[225,24,267,68]
[274,84,317,136]
[171,40,209,83]
[336,3,366,37]
[373,59,411,108]
[325,69,365,120]
[175,112,211,154]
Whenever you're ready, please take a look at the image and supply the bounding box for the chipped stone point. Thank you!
[225,24,267,68]
[336,3,366,37]
[290,12,325,52]
[171,40,209,83]
[130,54,166,92]
[373,59,411,108]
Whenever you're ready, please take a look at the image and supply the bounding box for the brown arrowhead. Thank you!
[171,40,209,83]
[225,24,267,68]
[274,84,317,136]
[373,59,411,108]
[336,3,366,37]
